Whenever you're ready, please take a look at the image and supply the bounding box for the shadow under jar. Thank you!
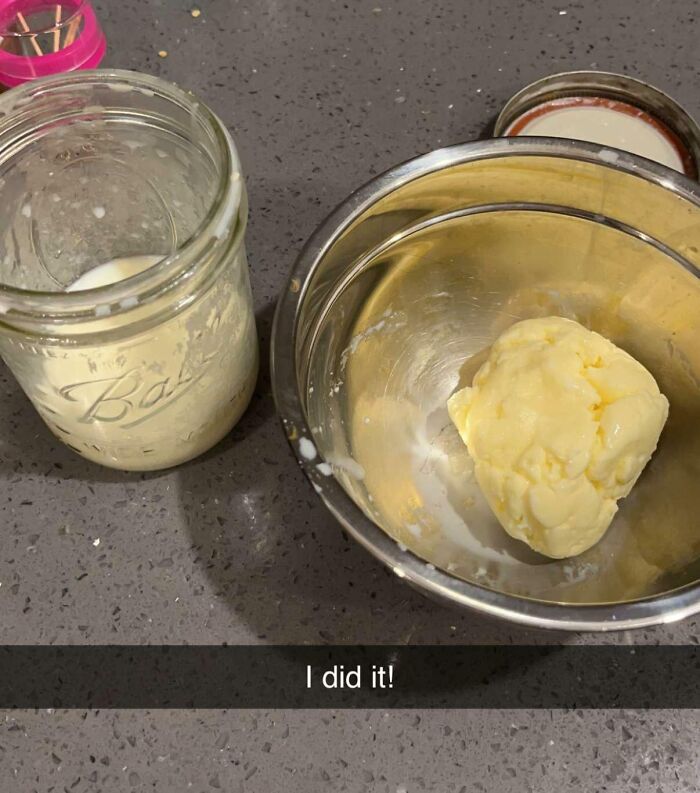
[0,70,258,471]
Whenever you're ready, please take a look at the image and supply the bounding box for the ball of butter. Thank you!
[447,317,669,559]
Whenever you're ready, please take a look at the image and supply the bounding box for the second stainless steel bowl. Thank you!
[272,137,700,631]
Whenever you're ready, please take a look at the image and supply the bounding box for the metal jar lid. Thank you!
[494,71,700,179]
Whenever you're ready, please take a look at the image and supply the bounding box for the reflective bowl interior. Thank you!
[296,151,700,606]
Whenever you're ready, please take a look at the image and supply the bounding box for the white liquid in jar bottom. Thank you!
[512,104,685,173]
[67,254,163,291]
[31,253,259,471]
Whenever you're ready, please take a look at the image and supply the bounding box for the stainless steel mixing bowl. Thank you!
[271,137,700,631]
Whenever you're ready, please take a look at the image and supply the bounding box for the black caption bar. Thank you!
[0,645,697,709]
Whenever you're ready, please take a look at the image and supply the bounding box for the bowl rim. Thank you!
[271,136,700,632]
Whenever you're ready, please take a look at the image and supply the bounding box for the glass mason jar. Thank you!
[0,70,258,470]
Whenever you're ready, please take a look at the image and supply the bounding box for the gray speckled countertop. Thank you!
[2,0,700,789]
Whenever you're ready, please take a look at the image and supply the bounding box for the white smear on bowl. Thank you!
[327,454,365,480]
[598,149,620,164]
[298,437,317,461]
[339,309,406,372]
[405,523,422,538]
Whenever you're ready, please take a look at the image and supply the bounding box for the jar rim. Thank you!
[0,68,243,324]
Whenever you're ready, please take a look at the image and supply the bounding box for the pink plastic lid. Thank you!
[0,0,105,87]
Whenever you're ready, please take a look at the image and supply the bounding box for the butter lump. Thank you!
[447,317,669,559]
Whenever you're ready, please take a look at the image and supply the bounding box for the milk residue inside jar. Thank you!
[27,252,259,470]
[66,254,163,292]
[0,72,259,471]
